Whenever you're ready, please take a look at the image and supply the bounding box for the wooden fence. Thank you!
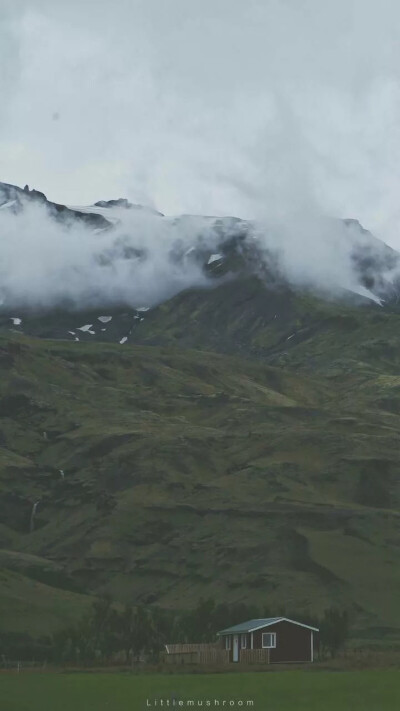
[165,644,272,666]
[198,649,230,665]
[164,644,229,666]
[0,661,47,671]
[240,648,270,664]
[165,643,220,654]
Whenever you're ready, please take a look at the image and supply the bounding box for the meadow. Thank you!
[1,671,400,711]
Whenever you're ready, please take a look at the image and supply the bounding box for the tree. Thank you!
[320,607,349,658]
[131,606,150,662]
[118,604,134,663]
[146,607,173,662]
[181,598,216,642]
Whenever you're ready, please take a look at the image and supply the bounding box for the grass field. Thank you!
[1,671,400,711]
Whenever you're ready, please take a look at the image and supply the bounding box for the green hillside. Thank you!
[0,280,399,644]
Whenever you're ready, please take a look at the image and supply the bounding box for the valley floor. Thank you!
[1,670,399,711]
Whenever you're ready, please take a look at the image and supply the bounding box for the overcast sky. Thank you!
[2,0,400,247]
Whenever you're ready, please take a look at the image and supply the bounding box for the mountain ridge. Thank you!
[0,181,399,647]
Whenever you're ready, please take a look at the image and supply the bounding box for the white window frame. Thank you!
[262,632,276,649]
[225,635,231,650]
[240,633,247,649]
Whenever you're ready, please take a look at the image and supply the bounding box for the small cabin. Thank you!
[164,617,319,665]
[217,617,318,663]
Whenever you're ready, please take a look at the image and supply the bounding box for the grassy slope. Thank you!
[0,292,399,643]
[2,672,400,711]
[0,567,92,636]
[0,278,400,640]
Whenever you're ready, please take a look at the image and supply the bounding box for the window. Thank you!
[225,636,231,650]
[262,632,276,648]
[241,634,247,649]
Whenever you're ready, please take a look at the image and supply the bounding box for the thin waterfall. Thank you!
[30,500,40,533]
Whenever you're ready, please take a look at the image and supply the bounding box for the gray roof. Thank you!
[217,617,319,635]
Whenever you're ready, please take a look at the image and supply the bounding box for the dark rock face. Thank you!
[94,198,163,215]
[0,181,111,229]
[20,184,48,202]
[28,188,47,202]
[94,198,132,208]
[344,218,400,300]
[48,202,110,228]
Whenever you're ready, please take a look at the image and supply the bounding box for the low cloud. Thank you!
[0,202,209,310]
[0,194,396,311]
[2,1,400,249]
[1,1,400,309]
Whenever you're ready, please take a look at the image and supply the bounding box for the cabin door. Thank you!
[233,634,239,662]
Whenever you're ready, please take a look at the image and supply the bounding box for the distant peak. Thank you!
[94,198,163,216]
[94,198,132,209]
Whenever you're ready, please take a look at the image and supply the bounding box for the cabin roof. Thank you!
[216,617,319,635]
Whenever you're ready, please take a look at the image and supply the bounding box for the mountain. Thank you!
[1,180,400,337]
[0,182,400,647]
[0,181,111,229]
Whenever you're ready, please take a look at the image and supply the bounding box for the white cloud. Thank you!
[2,0,400,256]
[0,193,395,312]
[0,200,211,309]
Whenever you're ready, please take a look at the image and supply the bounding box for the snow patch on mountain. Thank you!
[207,253,224,265]
[0,200,17,211]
